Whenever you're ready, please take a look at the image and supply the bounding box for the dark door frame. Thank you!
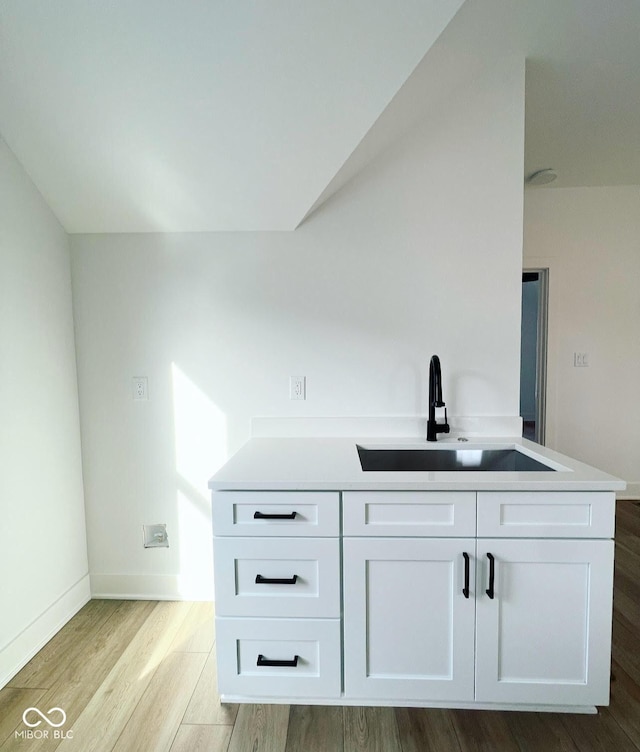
[521,268,549,445]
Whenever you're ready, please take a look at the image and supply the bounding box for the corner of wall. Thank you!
[0,577,90,688]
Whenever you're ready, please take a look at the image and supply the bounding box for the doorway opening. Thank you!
[520,269,548,444]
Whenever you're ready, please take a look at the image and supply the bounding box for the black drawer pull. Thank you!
[253,511,297,520]
[462,552,470,599]
[257,654,299,668]
[255,574,298,585]
[486,553,495,599]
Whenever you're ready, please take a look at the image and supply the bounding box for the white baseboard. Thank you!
[0,575,91,689]
[90,573,213,601]
[618,482,640,500]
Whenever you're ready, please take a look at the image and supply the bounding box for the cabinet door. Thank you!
[343,538,475,701]
[475,539,614,706]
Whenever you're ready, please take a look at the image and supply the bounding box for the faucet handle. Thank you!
[442,407,450,434]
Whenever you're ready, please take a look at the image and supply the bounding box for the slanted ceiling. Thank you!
[1,0,639,233]
[0,0,464,232]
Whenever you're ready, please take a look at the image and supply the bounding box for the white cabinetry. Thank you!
[474,491,615,707]
[342,489,614,708]
[343,490,477,701]
[213,491,341,700]
[212,487,615,710]
[343,538,475,701]
[475,538,614,706]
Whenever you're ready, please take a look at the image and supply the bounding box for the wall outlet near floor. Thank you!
[573,352,589,367]
[132,376,148,400]
[143,523,168,548]
[289,375,306,400]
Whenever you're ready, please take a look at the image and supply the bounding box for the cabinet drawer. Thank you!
[343,491,476,536]
[477,492,615,538]
[215,617,341,699]
[214,537,340,617]
[212,491,339,537]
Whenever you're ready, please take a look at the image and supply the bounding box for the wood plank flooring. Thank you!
[1,500,640,752]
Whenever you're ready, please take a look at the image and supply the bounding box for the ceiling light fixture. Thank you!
[526,168,558,186]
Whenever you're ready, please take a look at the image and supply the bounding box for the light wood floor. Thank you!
[2,500,640,752]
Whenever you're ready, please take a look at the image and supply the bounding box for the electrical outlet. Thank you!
[573,352,589,367]
[289,376,306,400]
[143,524,168,548]
[132,377,148,400]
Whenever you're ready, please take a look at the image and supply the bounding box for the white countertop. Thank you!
[208,435,626,492]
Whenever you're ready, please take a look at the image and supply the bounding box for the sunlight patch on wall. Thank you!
[171,362,228,496]
[176,488,214,599]
[172,362,226,599]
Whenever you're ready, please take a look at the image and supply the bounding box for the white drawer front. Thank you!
[343,491,476,537]
[215,617,341,699]
[212,491,339,537]
[477,492,615,538]
[214,537,340,617]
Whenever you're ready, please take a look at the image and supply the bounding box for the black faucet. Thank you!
[427,354,450,442]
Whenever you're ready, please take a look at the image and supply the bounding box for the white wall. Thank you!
[0,138,89,686]
[70,59,526,599]
[524,186,640,496]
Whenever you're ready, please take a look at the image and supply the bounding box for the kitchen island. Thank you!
[209,435,625,713]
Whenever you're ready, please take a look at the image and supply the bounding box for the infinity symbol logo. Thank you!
[22,707,67,728]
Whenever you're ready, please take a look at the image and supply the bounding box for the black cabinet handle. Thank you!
[462,552,470,598]
[486,553,495,599]
[257,654,299,667]
[253,511,297,520]
[255,574,298,585]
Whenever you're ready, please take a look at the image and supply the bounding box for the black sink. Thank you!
[357,446,555,472]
